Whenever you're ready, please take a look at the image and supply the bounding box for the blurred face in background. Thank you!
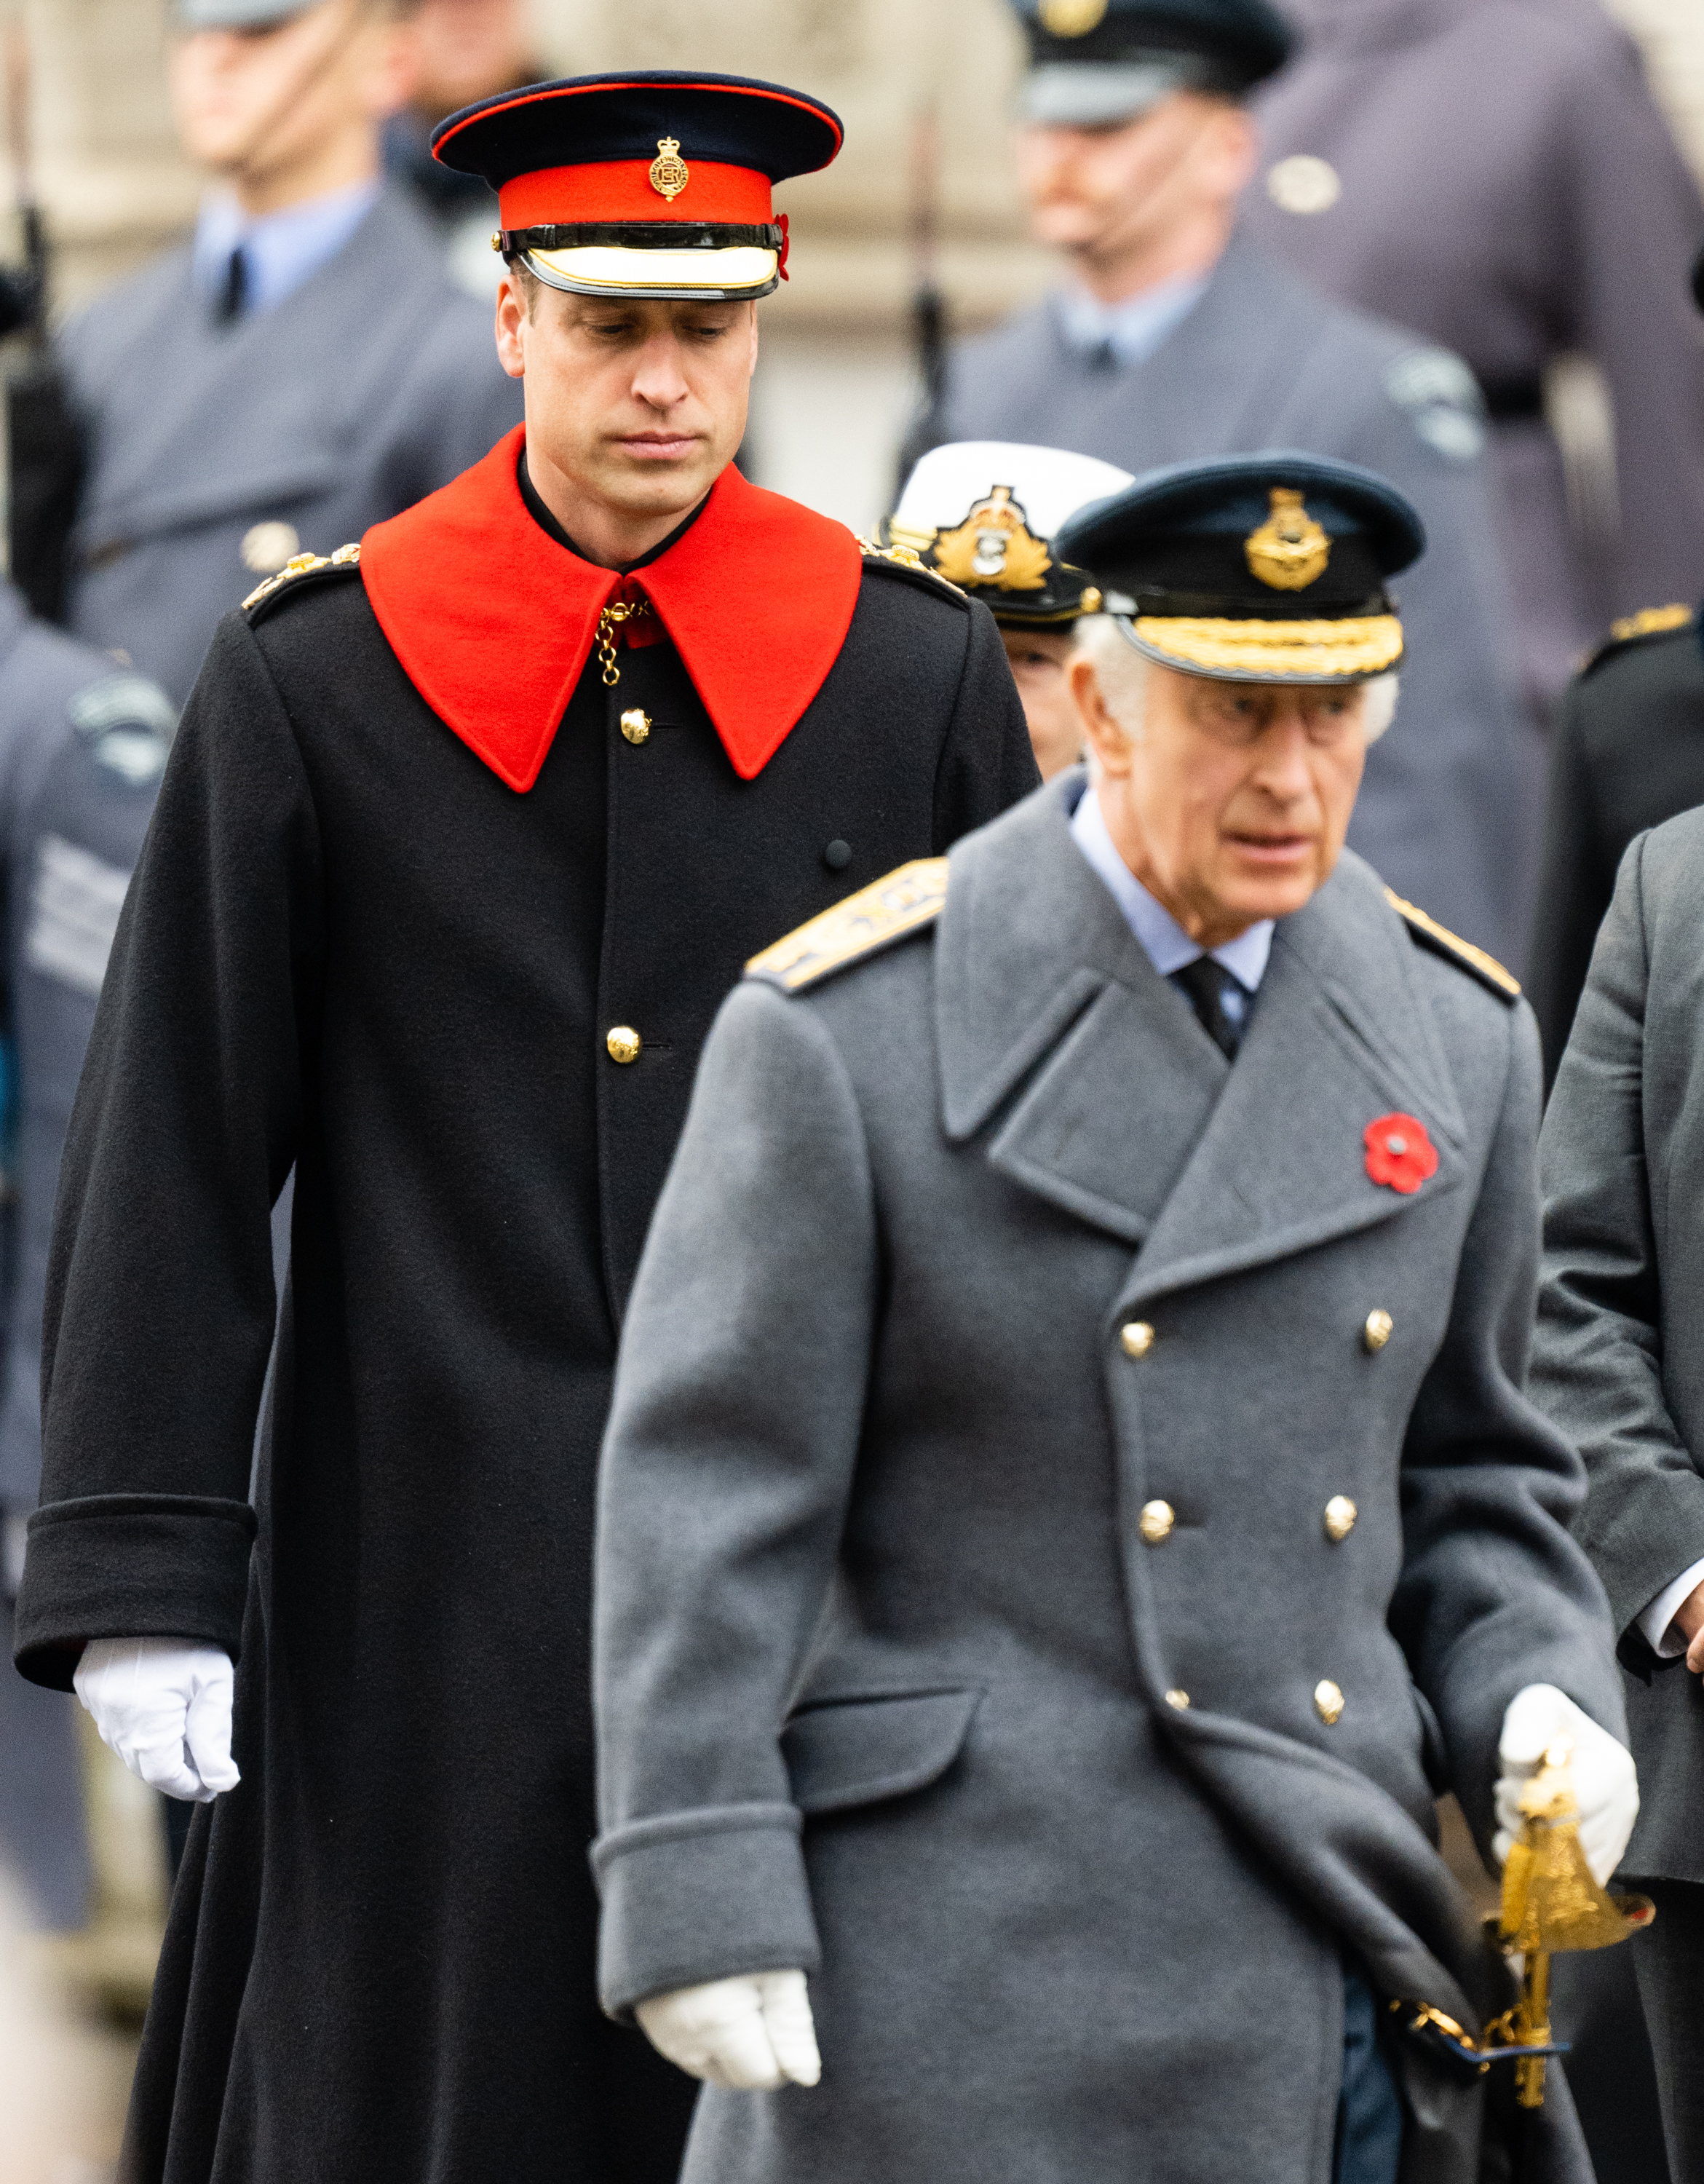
[1000,626,1084,780]
[409,0,536,120]
[169,0,420,214]
[1015,91,1256,301]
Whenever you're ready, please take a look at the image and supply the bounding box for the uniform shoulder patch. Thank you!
[1577,601,1697,679]
[242,542,362,621]
[746,858,949,993]
[853,537,969,607]
[1384,887,1520,1003]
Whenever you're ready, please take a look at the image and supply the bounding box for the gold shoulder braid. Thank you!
[747,858,948,992]
[1385,887,1520,1002]
[1609,602,1692,644]
[242,541,361,612]
[854,537,965,596]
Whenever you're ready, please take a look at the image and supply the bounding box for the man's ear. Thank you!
[1069,656,1132,776]
[494,272,528,381]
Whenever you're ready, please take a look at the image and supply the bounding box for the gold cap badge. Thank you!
[1245,488,1331,591]
[649,137,689,202]
[1039,0,1109,33]
[930,486,1053,592]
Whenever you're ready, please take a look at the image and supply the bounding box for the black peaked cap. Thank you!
[1010,0,1293,92]
[1057,451,1424,614]
[433,71,844,187]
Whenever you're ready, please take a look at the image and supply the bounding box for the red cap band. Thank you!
[498,159,775,229]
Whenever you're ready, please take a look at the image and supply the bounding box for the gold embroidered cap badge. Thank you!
[649,137,689,201]
[1245,488,1332,591]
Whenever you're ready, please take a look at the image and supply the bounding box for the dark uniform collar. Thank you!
[360,423,863,791]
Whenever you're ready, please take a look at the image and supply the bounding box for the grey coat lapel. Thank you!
[1125,851,1466,1307]
[936,780,1226,1243]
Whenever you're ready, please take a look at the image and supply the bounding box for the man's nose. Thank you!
[632,340,691,407]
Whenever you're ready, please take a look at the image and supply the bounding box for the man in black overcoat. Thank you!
[8,73,1037,2184]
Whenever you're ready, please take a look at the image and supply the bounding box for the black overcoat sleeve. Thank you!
[13,613,322,1686]
[928,596,1039,850]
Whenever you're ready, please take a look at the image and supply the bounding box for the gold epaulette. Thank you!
[242,541,361,612]
[746,859,949,993]
[1385,886,1521,1003]
[1578,601,1695,678]
[853,536,965,597]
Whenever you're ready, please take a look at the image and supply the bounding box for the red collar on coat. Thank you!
[359,424,863,791]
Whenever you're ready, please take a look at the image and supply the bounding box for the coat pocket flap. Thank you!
[782,1688,980,1816]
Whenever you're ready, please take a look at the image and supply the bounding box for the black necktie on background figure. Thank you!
[216,245,248,325]
[1171,956,1244,1061]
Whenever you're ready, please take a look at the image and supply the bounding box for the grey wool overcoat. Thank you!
[1532,805,1704,1885]
[593,777,1624,2184]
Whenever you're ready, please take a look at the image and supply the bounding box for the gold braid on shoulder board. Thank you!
[1384,887,1521,1001]
[854,537,965,595]
[242,541,362,612]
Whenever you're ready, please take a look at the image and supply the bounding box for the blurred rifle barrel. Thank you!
[908,103,947,419]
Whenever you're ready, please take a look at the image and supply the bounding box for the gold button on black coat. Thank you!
[606,1026,641,1064]
[1120,1321,1155,1358]
[1139,1500,1174,1544]
[619,708,651,745]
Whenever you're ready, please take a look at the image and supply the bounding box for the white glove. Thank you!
[73,1636,240,1804]
[635,1969,821,2092]
[1493,1683,1638,1888]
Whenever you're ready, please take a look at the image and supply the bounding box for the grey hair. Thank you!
[1071,614,1400,743]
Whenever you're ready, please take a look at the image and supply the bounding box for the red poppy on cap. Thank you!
[1363,1113,1438,1195]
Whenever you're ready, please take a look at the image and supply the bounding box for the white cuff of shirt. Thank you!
[1638,1556,1704,1657]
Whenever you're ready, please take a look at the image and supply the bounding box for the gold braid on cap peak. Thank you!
[1133,612,1403,680]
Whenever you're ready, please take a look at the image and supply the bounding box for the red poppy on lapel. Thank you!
[1363,1113,1438,1195]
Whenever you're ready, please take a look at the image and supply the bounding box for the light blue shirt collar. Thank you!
[1070,781,1275,1005]
[1054,268,1210,369]
[193,175,381,317]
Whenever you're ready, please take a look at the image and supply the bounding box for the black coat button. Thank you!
[823,839,852,871]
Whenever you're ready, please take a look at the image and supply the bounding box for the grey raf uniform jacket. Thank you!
[0,577,173,1931]
[60,185,522,705]
[1245,0,1704,718]
[1533,806,1704,1886]
[928,234,1534,970]
[594,778,1622,2184]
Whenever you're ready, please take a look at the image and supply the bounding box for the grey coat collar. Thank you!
[938,775,1465,1293]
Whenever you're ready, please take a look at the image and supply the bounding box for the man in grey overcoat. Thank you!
[919,0,1531,970]
[593,454,1636,2184]
[1531,808,1704,2175]
[57,0,520,705]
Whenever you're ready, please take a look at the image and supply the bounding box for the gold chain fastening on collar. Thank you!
[595,597,649,686]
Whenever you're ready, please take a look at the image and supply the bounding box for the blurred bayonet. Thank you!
[893,102,948,497]
[4,15,85,623]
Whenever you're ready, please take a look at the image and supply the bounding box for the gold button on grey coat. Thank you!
[593,777,1622,2184]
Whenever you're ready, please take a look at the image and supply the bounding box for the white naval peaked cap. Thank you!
[894,443,1136,547]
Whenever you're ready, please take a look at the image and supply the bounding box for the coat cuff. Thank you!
[12,1492,256,1690]
[592,1801,820,2019]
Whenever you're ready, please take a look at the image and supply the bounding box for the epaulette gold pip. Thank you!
[242,541,362,613]
[746,858,948,993]
[854,537,965,597]
[1385,887,1521,1003]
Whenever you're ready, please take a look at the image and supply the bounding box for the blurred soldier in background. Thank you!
[919,0,1534,970]
[49,0,520,707]
[383,0,544,285]
[1526,239,1704,1082]
[0,585,174,1935]
[887,439,1132,776]
[1245,0,1704,726]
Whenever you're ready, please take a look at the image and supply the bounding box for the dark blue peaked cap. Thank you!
[1009,0,1294,98]
[1056,453,1424,684]
[432,71,844,190]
